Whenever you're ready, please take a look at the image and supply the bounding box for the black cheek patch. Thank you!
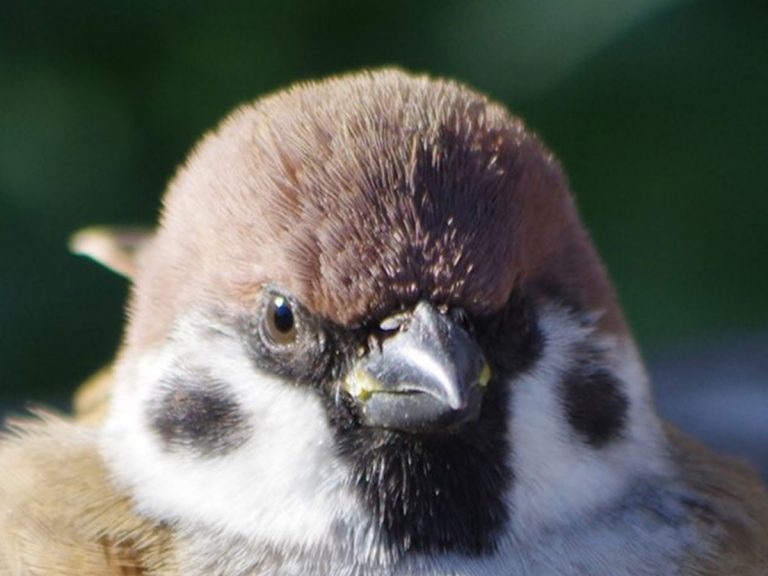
[562,367,629,448]
[149,372,251,457]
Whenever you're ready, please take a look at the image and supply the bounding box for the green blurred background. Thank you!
[1,0,766,462]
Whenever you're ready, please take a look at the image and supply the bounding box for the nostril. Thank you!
[450,307,473,333]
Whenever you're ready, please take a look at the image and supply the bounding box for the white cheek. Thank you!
[101,306,678,563]
[507,306,672,539]
[100,318,363,549]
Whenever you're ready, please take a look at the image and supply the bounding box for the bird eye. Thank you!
[264,295,297,345]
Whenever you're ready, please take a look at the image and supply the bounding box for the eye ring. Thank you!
[263,294,297,346]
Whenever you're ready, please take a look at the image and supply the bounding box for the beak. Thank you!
[343,301,491,433]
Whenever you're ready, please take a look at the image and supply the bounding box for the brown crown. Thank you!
[126,69,627,350]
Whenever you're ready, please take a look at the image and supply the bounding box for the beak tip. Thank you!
[341,301,490,433]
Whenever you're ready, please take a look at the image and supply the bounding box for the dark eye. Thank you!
[264,295,297,345]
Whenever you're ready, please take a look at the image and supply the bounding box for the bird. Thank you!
[1,68,766,575]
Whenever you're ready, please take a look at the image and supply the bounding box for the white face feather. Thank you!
[101,314,366,551]
[508,304,672,539]
[100,303,689,574]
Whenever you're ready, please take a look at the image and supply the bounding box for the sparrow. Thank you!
[1,68,766,576]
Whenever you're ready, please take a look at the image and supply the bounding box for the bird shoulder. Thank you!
[0,412,176,576]
[667,424,768,575]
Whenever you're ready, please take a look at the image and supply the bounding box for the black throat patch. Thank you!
[328,376,513,558]
[325,294,542,558]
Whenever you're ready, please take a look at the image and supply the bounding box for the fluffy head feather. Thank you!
[127,69,625,350]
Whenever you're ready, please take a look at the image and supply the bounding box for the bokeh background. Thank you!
[1,0,766,474]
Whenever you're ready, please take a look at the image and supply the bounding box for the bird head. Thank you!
[100,69,672,569]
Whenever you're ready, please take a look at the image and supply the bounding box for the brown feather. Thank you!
[126,68,627,355]
[667,425,768,574]
[69,226,154,280]
[0,414,176,576]
[73,367,115,426]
